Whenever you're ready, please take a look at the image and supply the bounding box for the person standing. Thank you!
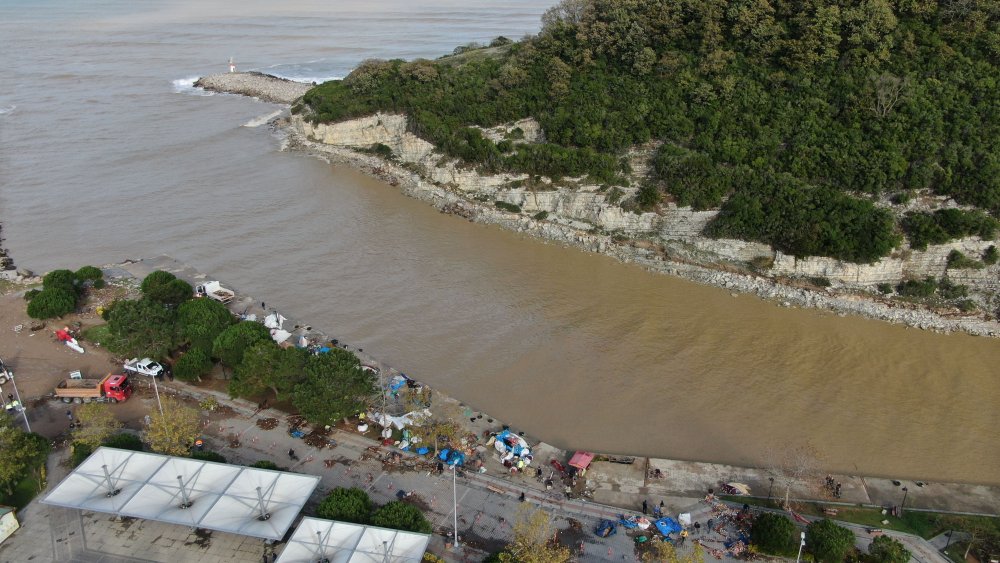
[642,500,648,515]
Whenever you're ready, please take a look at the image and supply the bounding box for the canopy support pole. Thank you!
[102,464,121,497]
[177,475,193,509]
[255,486,271,521]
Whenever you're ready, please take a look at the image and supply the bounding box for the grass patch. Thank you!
[81,323,117,349]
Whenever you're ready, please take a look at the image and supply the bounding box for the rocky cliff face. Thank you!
[286,112,1000,336]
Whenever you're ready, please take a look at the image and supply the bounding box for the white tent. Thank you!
[276,517,429,563]
[41,447,319,540]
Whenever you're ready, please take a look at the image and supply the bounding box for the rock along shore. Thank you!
[197,73,1000,338]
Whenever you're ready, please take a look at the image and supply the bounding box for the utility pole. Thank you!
[151,375,163,415]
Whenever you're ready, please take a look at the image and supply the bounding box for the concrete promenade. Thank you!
[0,380,991,562]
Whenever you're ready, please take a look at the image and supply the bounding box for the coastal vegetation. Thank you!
[89,270,378,428]
[300,0,999,263]
[26,266,103,319]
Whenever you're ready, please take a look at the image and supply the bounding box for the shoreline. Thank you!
[108,256,1000,501]
[190,71,1000,338]
[280,121,1000,338]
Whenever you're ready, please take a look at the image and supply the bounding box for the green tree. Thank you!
[867,535,910,563]
[141,271,193,307]
[173,348,213,382]
[229,342,308,400]
[107,298,180,359]
[178,298,234,355]
[291,349,378,427]
[806,519,855,563]
[751,512,797,553]
[0,423,50,496]
[74,265,103,281]
[316,487,373,524]
[72,403,123,448]
[43,269,79,295]
[26,288,77,319]
[143,397,201,456]
[371,501,432,534]
[212,321,271,368]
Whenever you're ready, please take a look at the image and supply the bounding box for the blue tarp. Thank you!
[655,518,683,536]
[595,520,617,538]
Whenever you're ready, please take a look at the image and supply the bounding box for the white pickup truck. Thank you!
[123,357,164,378]
[195,281,235,304]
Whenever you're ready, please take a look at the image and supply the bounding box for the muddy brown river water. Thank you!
[1,0,996,483]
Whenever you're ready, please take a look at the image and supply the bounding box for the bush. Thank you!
[896,277,937,298]
[532,211,549,220]
[174,348,212,381]
[74,266,103,281]
[102,432,145,452]
[635,184,661,209]
[26,288,77,319]
[71,442,94,467]
[494,201,522,213]
[190,451,227,463]
[23,289,41,301]
[890,191,912,205]
[903,210,999,251]
[316,487,373,524]
[371,500,432,533]
[92,279,106,289]
[806,519,855,563]
[808,276,831,288]
[877,283,893,294]
[946,250,984,269]
[867,535,911,563]
[751,513,797,554]
[984,246,999,265]
[250,460,280,470]
[938,279,968,299]
[957,299,977,312]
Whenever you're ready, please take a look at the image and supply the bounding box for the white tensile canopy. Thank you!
[41,447,319,540]
[276,517,429,562]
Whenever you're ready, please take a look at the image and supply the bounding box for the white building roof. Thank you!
[41,447,319,540]
[276,517,429,563]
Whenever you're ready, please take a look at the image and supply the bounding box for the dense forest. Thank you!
[300,0,1000,263]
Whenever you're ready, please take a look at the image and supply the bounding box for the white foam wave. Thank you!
[243,109,284,128]
[171,76,215,96]
[0,105,15,116]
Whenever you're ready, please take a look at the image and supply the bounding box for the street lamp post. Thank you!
[7,371,30,432]
[767,477,775,502]
[900,487,909,514]
[451,464,460,550]
[796,531,806,563]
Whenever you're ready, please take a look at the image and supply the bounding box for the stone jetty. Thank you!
[194,71,312,104]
